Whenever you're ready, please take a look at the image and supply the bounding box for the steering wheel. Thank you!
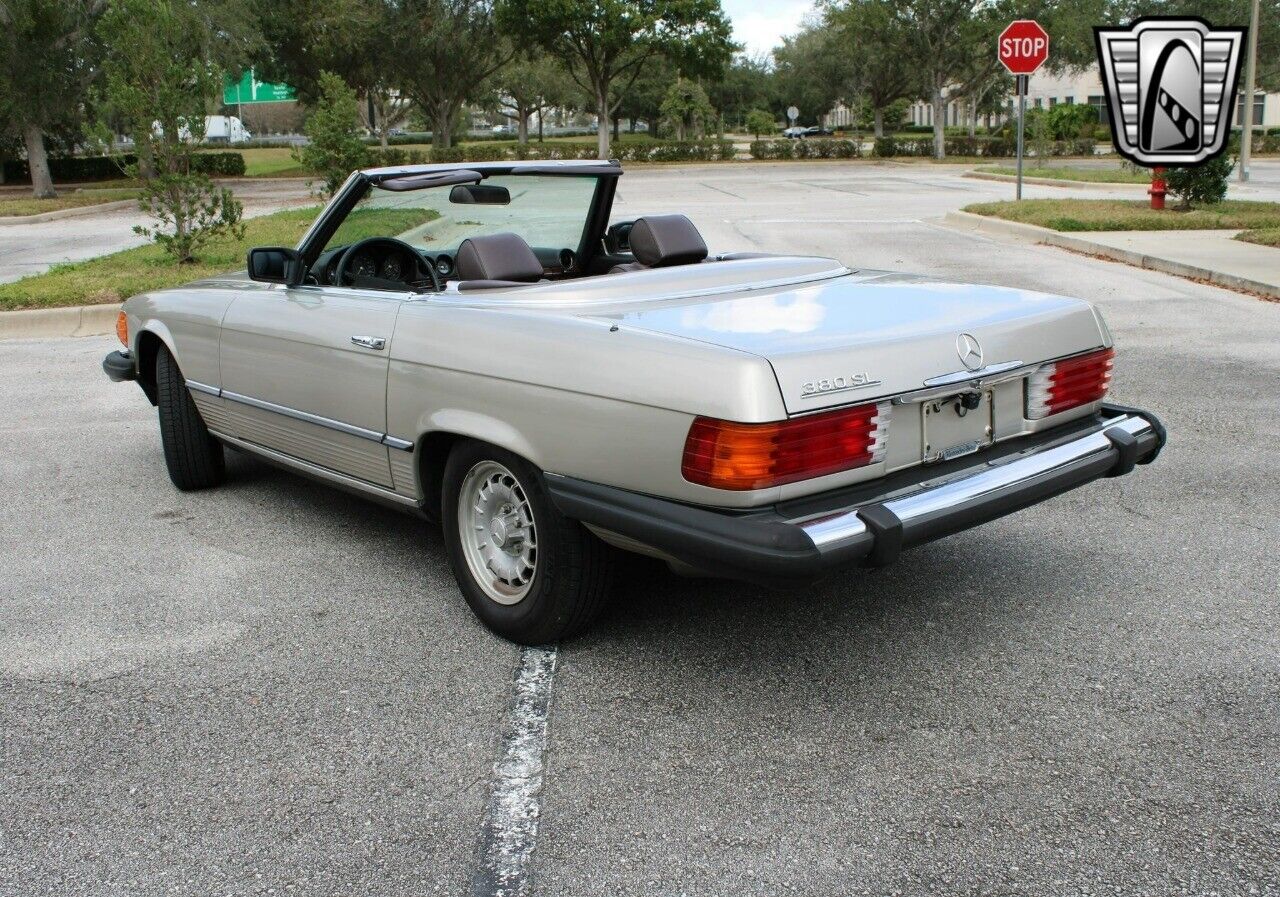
[334,237,441,292]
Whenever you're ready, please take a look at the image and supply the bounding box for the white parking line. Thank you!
[471,645,559,897]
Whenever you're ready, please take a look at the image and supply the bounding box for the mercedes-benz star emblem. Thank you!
[956,333,984,371]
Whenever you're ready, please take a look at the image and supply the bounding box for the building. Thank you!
[904,64,1278,131]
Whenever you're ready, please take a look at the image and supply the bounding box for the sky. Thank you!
[721,0,813,59]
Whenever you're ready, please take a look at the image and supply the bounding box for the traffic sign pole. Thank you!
[998,20,1049,203]
[1016,75,1028,201]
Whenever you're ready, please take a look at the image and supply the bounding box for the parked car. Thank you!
[103,160,1165,644]
[784,125,834,139]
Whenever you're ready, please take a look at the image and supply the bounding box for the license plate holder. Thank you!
[922,391,994,463]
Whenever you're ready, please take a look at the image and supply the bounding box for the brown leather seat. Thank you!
[610,214,708,274]
[455,232,545,289]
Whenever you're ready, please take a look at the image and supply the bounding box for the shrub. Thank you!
[1165,155,1234,209]
[792,139,860,159]
[191,152,247,177]
[748,139,794,160]
[295,72,370,197]
[872,137,897,158]
[745,109,777,139]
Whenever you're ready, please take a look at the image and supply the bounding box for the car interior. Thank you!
[304,213,713,293]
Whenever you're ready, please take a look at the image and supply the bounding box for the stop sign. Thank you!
[998,20,1049,75]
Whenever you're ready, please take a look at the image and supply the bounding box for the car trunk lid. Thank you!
[601,268,1107,414]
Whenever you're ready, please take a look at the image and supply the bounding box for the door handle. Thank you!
[350,335,386,350]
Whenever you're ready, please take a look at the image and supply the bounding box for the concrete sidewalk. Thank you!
[945,211,1280,300]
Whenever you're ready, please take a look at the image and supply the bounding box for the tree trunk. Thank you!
[612,115,620,143]
[537,111,544,142]
[931,85,946,160]
[628,117,636,133]
[968,98,977,138]
[595,84,610,159]
[138,139,157,180]
[873,108,884,138]
[648,118,659,138]
[517,110,528,145]
[434,105,453,149]
[24,124,56,199]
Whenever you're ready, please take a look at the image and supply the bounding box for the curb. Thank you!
[963,171,1145,190]
[943,210,1280,300]
[0,304,119,340]
[0,199,136,226]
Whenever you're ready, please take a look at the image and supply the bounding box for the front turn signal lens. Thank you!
[115,310,129,347]
[682,401,891,491]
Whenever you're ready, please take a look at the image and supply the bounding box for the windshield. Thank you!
[322,174,600,256]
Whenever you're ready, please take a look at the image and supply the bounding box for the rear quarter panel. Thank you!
[386,301,790,507]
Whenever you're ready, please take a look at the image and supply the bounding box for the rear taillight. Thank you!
[682,401,891,491]
[1026,347,1114,419]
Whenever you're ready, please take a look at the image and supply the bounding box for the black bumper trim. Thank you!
[546,406,1164,584]
[102,350,136,383]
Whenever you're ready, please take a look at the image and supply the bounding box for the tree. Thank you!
[891,0,1009,159]
[659,78,716,140]
[0,0,104,198]
[825,0,917,138]
[500,0,735,159]
[394,0,514,148]
[248,0,382,102]
[745,108,777,138]
[708,54,775,132]
[772,25,846,126]
[490,53,573,144]
[98,0,245,262]
[296,72,371,197]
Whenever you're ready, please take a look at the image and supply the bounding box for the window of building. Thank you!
[1049,97,1058,107]
[1088,95,1110,126]
[1236,93,1265,127]
[1065,96,1074,105]
[1034,98,1043,109]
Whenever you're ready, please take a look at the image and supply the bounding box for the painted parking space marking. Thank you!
[471,645,559,897]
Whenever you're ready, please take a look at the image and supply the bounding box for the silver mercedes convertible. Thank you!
[103,160,1164,644]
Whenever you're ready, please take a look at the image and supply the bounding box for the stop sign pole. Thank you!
[998,20,1049,200]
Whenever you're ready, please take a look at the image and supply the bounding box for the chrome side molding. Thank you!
[186,379,415,451]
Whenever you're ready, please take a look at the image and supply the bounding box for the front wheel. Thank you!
[441,442,614,644]
[155,345,225,491]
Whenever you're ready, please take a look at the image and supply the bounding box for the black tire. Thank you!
[441,441,614,644]
[155,345,225,491]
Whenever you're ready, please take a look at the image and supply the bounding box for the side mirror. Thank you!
[247,247,305,286]
[605,221,635,254]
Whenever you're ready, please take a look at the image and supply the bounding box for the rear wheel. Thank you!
[441,442,614,644]
[155,345,225,491]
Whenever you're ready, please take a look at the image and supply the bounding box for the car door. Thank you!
[217,281,407,488]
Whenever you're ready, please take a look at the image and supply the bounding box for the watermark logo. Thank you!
[1094,17,1247,166]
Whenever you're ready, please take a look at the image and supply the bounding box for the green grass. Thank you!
[0,205,439,311]
[973,164,1150,184]
[962,199,1280,232]
[0,188,140,217]
[1236,227,1280,248]
[231,147,308,177]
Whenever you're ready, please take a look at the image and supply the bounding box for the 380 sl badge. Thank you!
[800,372,882,399]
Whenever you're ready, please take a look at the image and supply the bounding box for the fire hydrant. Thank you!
[1149,167,1167,210]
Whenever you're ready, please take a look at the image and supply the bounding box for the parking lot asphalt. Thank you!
[2,161,1278,896]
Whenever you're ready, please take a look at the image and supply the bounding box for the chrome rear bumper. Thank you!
[546,404,1165,583]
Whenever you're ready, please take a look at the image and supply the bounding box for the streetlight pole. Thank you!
[1238,0,1260,183]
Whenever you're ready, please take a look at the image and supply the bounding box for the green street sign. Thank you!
[223,71,296,105]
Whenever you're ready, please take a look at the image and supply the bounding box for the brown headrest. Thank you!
[629,215,708,267]
[455,232,544,282]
